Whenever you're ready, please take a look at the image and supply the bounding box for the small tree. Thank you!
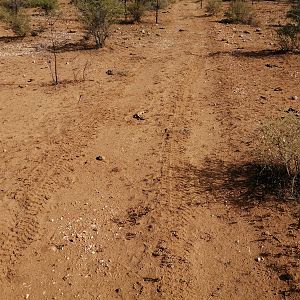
[46,11,60,84]
[76,0,122,48]
[121,0,128,21]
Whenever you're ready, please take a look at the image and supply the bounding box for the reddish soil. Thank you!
[0,1,299,299]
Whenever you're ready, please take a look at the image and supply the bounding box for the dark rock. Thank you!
[106,69,114,75]
[133,113,145,121]
[285,107,299,116]
[279,273,293,281]
[143,277,160,282]
[265,63,278,68]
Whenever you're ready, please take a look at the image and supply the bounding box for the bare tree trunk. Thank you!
[48,13,60,84]
[53,48,58,84]
[124,0,128,21]
[155,0,159,24]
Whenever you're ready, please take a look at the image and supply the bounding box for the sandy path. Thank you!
[0,1,288,299]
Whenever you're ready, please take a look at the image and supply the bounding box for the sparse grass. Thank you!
[25,0,58,14]
[127,1,145,22]
[277,0,299,51]
[0,1,31,36]
[224,0,256,25]
[8,10,30,36]
[257,113,300,197]
[205,0,222,16]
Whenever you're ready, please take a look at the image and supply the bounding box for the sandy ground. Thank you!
[0,0,299,299]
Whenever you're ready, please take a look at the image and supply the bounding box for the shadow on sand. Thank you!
[208,49,289,58]
[174,158,299,209]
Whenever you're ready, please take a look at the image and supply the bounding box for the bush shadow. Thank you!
[232,49,288,58]
[208,49,288,58]
[48,40,96,53]
[175,159,298,209]
[0,36,24,43]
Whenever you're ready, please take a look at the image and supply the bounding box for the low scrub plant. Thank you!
[147,0,168,10]
[277,0,299,51]
[8,9,30,36]
[257,113,300,197]
[127,0,145,22]
[76,0,122,48]
[0,1,31,36]
[25,0,58,14]
[205,0,222,16]
[224,0,256,25]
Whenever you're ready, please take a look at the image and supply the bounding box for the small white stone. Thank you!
[255,256,264,262]
[50,245,57,252]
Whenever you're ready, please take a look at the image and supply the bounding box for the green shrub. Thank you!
[147,0,169,10]
[25,0,58,14]
[0,0,23,14]
[9,10,30,36]
[76,0,122,48]
[277,0,299,51]
[205,0,222,16]
[277,24,299,51]
[258,113,300,196]
[0,6,9,20]
[0,1,30,36]
[127,0,145,22]
[224,0,256,24]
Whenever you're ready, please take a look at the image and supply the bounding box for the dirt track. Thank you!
[0,0,299,299]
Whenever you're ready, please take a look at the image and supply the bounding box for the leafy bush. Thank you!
[224,0,256,24]
[277,0,299,51]
[277,24,299,51]
[0,0,20,12]
[147,0,169,10]
[8,10,30,36]
[205,0,222,16]
[0,5,9,20]
[0,1,31,36]
[257,113,300,196]
[127,0,145,22]
[25,0,58,14]
[76,0,122,48]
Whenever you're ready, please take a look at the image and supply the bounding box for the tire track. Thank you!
[113,3,212,296]
[0,95,118,280]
